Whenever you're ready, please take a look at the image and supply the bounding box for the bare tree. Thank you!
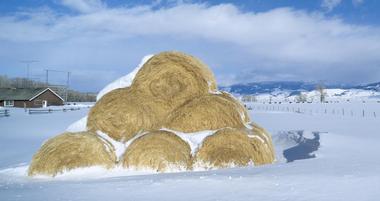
[241,95,257,102]
[316,84,327,103]
[295,92,307,102]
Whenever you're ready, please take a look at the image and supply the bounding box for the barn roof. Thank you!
[0,88,64,101]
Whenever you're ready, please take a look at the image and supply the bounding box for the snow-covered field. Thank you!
[1,103,379,201]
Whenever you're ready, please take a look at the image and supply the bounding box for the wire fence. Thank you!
[0,109,10,117]
[247,103,379,118]
[28,106,90,115]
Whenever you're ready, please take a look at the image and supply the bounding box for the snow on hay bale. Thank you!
[28,132,116,177]
[194,127,275,169]
[96,54,153,101]
[87,88,165,142]
[122,130,192,172]
[132,51,217,110]
[165,93,249,133]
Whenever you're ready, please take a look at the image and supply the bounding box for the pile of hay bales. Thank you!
[29,51,275,177]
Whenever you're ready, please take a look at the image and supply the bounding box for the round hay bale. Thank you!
[132,51,217,111]
[165,93,248,132]
[122,130,192,172]
[194,128,257,168]
[28,132,116,177]
[87,88,166,142]
[247,123,276,165]
[194,127,275,169]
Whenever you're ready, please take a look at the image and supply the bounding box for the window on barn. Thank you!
[4,100,14,107]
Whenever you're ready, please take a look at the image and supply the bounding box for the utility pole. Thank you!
[66,72,71,102]
[20,60,39,88]
[44,69,71,102]
[45,69,49,86]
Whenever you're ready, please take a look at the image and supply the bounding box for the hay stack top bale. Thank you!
[28,132,116,177]
[123,130,192,172]
[165,93,249,133]
[132,51,218,110]
[194,128,258,168]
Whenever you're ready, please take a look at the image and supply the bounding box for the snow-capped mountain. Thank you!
[221,81,380,101]
[353,82,380,91]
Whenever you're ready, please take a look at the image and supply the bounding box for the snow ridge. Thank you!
[96,131,127,162]
[66,116,88,133]
[96,54,154,101]
[160,128,217,155]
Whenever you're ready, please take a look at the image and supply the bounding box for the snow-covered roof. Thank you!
[0,87,64,101]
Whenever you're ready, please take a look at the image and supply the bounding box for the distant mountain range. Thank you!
[221,81,380,95]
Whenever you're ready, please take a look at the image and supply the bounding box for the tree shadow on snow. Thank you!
[282,131,321,163]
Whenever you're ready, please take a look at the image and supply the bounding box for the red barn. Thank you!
[0,88,64,108]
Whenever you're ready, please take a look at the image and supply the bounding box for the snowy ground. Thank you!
[0,103,379,201]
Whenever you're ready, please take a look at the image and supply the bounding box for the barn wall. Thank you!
[32,90,64,106]
[14,101,29,108]
[13,101,38,108]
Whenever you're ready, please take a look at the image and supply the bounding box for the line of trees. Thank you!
[0,75,96,102]
[0,75,45,88]
[66,90,97,102]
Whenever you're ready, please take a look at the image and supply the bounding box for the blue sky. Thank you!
[1,0,380,92]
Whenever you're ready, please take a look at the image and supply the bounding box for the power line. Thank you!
[45,69,71,102]
[20,60,39,80]
[20,60,39,88]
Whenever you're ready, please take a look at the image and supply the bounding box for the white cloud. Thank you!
[352,0,364,6]
[60,0,105,13]
[321,0,342,11]
[0,2,379,90]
